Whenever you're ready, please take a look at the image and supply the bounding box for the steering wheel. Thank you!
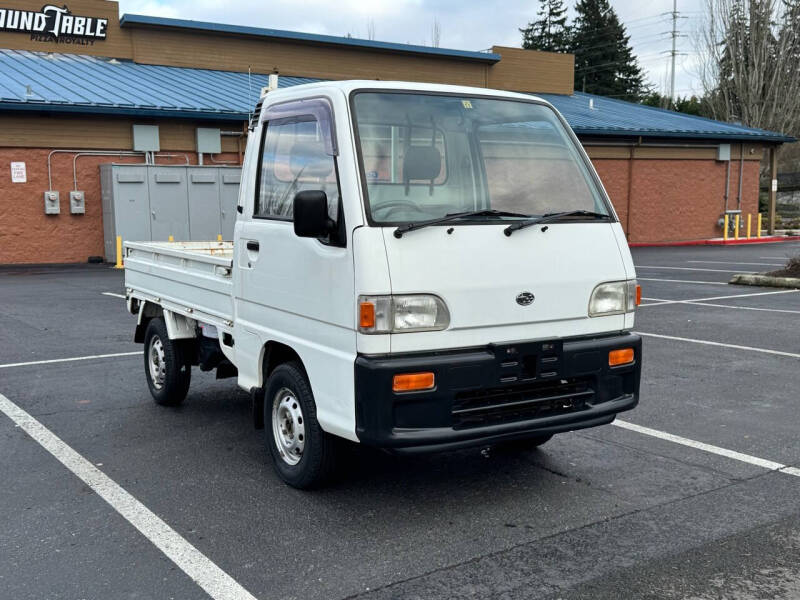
[371,200,429,219]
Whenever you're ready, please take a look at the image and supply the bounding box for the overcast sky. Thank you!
[118,0,705,97]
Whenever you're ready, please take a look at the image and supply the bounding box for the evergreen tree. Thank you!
[570,0,649,101]
[520,0,571,53]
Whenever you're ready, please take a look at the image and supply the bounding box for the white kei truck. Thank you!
[124,80,642,489]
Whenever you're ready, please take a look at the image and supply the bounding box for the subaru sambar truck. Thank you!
[124,80,642,489]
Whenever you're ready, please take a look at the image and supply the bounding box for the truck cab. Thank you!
[125,80,641,488]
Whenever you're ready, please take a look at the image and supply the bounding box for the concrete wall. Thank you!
[0,150,239,264]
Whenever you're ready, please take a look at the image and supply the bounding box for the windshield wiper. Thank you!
[503,210,611,236]
[393,209,530,238]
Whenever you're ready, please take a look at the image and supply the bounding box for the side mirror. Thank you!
[293,190,334,238]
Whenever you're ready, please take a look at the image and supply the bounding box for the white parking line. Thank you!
[102,292,126,299]
[0,392,258,600]
[637,332,800,359]
[637,265,756,273]
[613,419,800,477]
[0,352,139,370]
[637,278,729,286]
[682,302,800,315]
[638,289,799,309]
[686,260,784,267]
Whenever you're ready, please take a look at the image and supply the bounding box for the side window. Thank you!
[255,116,339,220]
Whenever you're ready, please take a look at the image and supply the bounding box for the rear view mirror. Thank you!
[293,191,334,238]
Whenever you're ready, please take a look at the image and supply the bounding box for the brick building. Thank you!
[0,0,792,264]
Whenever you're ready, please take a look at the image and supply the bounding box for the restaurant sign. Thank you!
[0,5,108,44]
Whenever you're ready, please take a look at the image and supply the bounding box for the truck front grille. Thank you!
[451,377,594,429]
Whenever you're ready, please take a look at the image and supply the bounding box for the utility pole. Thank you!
[669,0,677,103]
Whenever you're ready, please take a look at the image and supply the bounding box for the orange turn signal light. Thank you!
[609,348,635,367]
[392,372,435,392]
[359,301,375,329]
[636,284,642,306]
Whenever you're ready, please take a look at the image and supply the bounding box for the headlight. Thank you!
[588,280,637,317]
[358,294,450,333]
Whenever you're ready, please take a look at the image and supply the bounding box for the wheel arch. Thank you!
[252,341,307,429]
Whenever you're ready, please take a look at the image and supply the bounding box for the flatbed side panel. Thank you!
[124,243,234,328]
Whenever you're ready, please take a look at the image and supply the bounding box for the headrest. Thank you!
[289,142,333,178]
[402,145,442,182]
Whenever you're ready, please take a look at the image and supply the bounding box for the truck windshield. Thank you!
[351,92,611,226]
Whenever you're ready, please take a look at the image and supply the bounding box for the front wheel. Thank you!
[265,362,339,489]
[143,318,191,406]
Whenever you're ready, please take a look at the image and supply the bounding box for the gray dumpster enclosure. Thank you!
[101,164,241,262]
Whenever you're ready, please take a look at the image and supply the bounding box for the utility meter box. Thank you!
[716,143,731,161]
[196,128,222,154]
[44,190,60,214]
[133,125,160,152]
[70,190,86,214]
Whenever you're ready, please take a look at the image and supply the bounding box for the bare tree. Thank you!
[366,18,376,41]
[697,0,800,135]
[431,18,441,48]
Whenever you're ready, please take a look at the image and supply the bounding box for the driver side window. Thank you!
[255,116,339,220]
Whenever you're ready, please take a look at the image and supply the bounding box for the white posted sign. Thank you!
[10,162,26,183]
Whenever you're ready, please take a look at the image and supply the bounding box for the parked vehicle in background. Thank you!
[124,80,642,488]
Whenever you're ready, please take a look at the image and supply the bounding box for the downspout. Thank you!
[736,142,744,210]
[625,146,634,239]
[723,157,731,214]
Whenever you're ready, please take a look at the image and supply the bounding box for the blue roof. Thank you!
[0,49,791,143]
[120,14,501,64]
[538,92,793,143]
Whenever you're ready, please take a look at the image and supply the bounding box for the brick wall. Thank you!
[0,149,240,264]
[593,157,761,243]
[0,147,765,264]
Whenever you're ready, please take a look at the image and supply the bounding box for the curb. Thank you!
[630,236,800,248]
[729,274,800,289]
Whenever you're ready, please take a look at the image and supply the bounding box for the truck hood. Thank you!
[381,222,631,353]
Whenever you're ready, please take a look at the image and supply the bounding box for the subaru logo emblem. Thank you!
[516,292,535,306]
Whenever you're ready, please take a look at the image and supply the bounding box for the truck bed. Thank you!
[124,241,235,329]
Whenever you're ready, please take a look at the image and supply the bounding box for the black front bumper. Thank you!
[355,332,641,453]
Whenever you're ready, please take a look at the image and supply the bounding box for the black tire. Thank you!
[264,361,339,489]
[497,434,553,452]
[143,318,191,406]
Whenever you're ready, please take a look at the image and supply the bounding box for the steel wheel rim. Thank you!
[272,387,306,466]
[148,335,166,390]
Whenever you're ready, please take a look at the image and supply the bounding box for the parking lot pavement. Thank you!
[1,242,799,599]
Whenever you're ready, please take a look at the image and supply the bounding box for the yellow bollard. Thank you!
[217,234,223,242]
[734,214,740,240]
[747,214,752,239]
[114,236,123,269]
[168,235,174,242]
[757,213,763,238]
[723,214,729,241]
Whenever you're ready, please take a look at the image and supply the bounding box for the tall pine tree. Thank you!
[570,0,648,101]
[520,0,571,53]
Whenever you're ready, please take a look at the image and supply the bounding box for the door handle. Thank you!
[246,240,260,252]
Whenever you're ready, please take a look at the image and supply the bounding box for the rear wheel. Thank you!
[265,361,339,489]
[143,318,191,406]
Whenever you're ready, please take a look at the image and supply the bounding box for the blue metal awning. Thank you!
[0,49,792,143]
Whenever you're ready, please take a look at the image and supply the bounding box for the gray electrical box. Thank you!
[716,143,731,161]
[44,190,60,214]
[132,125,160,152]
[196,128,222,154]
[101,164,241,262]
[69,190,85,214]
